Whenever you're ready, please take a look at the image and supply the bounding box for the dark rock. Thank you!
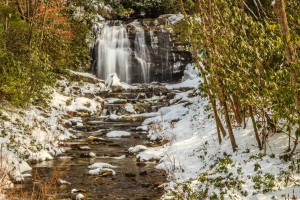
[166,92,176,99]
[139,170,148,176]
[125,172,136,177]
[99,171,114,177]
[141,183,151,188]
[108,143,121,147]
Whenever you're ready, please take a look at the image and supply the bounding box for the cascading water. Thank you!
[95,22,152,83]
[94,20,192,83]
[134,28,151,83]
[96,23,131,83]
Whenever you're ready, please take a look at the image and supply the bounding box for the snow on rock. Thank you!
[166,63,200,90]
[125,103,136,114]
[128,145,148,154]
[106,98,127,104]
[76,193,84,200]
[71,189,79,193]
[89,152,96,157]
[168,13,184,25]
[142,104,188,126]
[105,73,130,92]
[132,113,160,118]
[182,64,199,81]
[106,131,131,138]
[58,179,71,185]
[165,77,200,90]
[136,125,148,131]
[112,155,126,159]
[88,162,116,176]
[159,13,184,25]
[137,146,166,162]
[88,162,116,170]
[89,168,116,176]
[67,97,101,114]
[68,70,99,81]
[170,91,193,104]
[68,117,82,125]
[79,146,90,150]
[12,160,33,182]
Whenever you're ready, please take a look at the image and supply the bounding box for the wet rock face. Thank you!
[128,19,193,83]
[92,18,192,84]
[145,31,192,83]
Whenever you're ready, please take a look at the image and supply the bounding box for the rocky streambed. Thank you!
[11,82,184,200]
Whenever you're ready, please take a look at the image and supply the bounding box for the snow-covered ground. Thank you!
[1,64,299,199]
[0,71,105,189]
[135,65,300,199]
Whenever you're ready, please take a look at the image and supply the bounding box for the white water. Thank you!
[96,23,151,83]
[134,28,151,83]
[96,24,131,82]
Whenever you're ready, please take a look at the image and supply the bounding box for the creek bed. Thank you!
[13,120,166,200]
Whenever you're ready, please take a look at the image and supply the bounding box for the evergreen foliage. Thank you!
[0,0,92,106]
[176,0,300,156]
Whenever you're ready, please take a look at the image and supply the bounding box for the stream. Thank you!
[13,84,176,200]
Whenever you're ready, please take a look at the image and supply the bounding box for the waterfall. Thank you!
[134,28,151,83]
[94,20,190,83]
[96,23,131,83]
[95,22,152,83]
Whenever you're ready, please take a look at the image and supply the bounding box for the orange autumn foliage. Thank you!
[37,0,73,41]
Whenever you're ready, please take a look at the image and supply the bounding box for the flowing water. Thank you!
[12,85,175,199]
[95,22,151,83]
[134,28,151,83]
[96,23,131,83]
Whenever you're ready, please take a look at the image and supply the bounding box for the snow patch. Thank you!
[106,131,131,138]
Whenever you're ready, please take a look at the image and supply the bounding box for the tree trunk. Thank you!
[40,1,49,45]
[4,0,9,32]
[243,107,247,129]
[289,134,299,159]
[212,97,227,137]
[210,91,227,143]
[275,0,300,157]
[194,0,201,13]
[261,109,267,154]
[178,0,188,18]
[249,105,262,150]
[230,95,243,126]
[16,0,25,20]
[220,81,238,152]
